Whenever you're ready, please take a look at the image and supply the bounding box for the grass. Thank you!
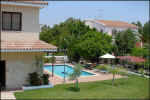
[15,75,149,99]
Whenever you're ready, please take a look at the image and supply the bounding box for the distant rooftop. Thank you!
[87,19,137,29]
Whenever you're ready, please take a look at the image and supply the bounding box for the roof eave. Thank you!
[0,49,57,52]
[1,1,47,8]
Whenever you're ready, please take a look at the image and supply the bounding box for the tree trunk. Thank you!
[112,74,115,86]
[75,79,78,89]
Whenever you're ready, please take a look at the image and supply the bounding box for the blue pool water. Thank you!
[44,65,95,78]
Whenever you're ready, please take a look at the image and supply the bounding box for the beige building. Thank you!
[0,1,57,90]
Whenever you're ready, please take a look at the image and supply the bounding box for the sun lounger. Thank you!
[100,70,108,74]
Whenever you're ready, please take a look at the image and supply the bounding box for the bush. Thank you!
[131,47,149,58]
[144,60,150,69]
[118,67,128,76]
[29,72,41,86]
[41,74,49,85]
[138,68,145,76]
[97,65,108,71]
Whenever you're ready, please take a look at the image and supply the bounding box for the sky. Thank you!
[40,1,149,27]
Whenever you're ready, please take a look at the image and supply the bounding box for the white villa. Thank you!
[85,20,138,36]
[0,1,57,90]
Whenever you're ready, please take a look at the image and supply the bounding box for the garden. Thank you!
[16,18,149,99]
[15,75,149,99]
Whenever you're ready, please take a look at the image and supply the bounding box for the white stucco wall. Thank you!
[85,20,138,36]
[85,20,105,32]
[1,4,40,40]
[1,4,40,33]
[1,32,39,41]
[1,52,44,89]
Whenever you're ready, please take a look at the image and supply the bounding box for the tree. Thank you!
[76,31,112,62]
[40,18,113,62]
[114,29,137,56]
[143,21,150,43]
[50,53,56,77]
[108,67,120,86]
[132,21,150,43]
[69,64,82,90]
[131,47,149,58]
[132,21,143,35]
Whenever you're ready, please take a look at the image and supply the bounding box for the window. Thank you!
[2,12,22,31]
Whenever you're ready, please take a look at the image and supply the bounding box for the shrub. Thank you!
[97,65,108,71]
[118,67,128,76]
[138,68,145,76]
[144,60,150,69]
[29,72,41,86]
[131,47,149,58]
[41,74,49,85]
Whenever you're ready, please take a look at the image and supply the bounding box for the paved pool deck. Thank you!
[44,63,122,85]
[1,91,16,99]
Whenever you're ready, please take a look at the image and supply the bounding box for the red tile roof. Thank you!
[117,56,145,63]
[1,40,57,51]
[96,20,137,29]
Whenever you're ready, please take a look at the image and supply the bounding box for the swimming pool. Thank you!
[44,65,95,78]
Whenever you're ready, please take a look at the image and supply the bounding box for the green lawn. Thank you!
[15,75,149,99]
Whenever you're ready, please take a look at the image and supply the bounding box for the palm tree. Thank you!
[69,64,82,89]
[50,53,56,77]
[108,67,120,86]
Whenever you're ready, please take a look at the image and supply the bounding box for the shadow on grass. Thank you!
[66,87,80,92]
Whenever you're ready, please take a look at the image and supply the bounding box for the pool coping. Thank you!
[44,63,98,79]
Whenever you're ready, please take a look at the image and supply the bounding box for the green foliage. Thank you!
[40,18,113,62]
[69,64,82,89]
[54,52,65,56]
[117,67,128,76]
[132,21,150,43]
[143,21,150,43]
[15,76,149,99]
[76,31,112,62]
[138,68,145,76]
[69,64,82,80]
[40,17,91,48]
[114,29,138,56]
[144,60,150,69]
[109,67,120,75]
[96,65,109,71]
[28,72,41,86]
[131,47,149,58]
[41,74,49,85]
[132,21,143,35]
[108,67,120,86]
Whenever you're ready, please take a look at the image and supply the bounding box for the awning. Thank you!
[117,56,146,63]
[100,53,115,59]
